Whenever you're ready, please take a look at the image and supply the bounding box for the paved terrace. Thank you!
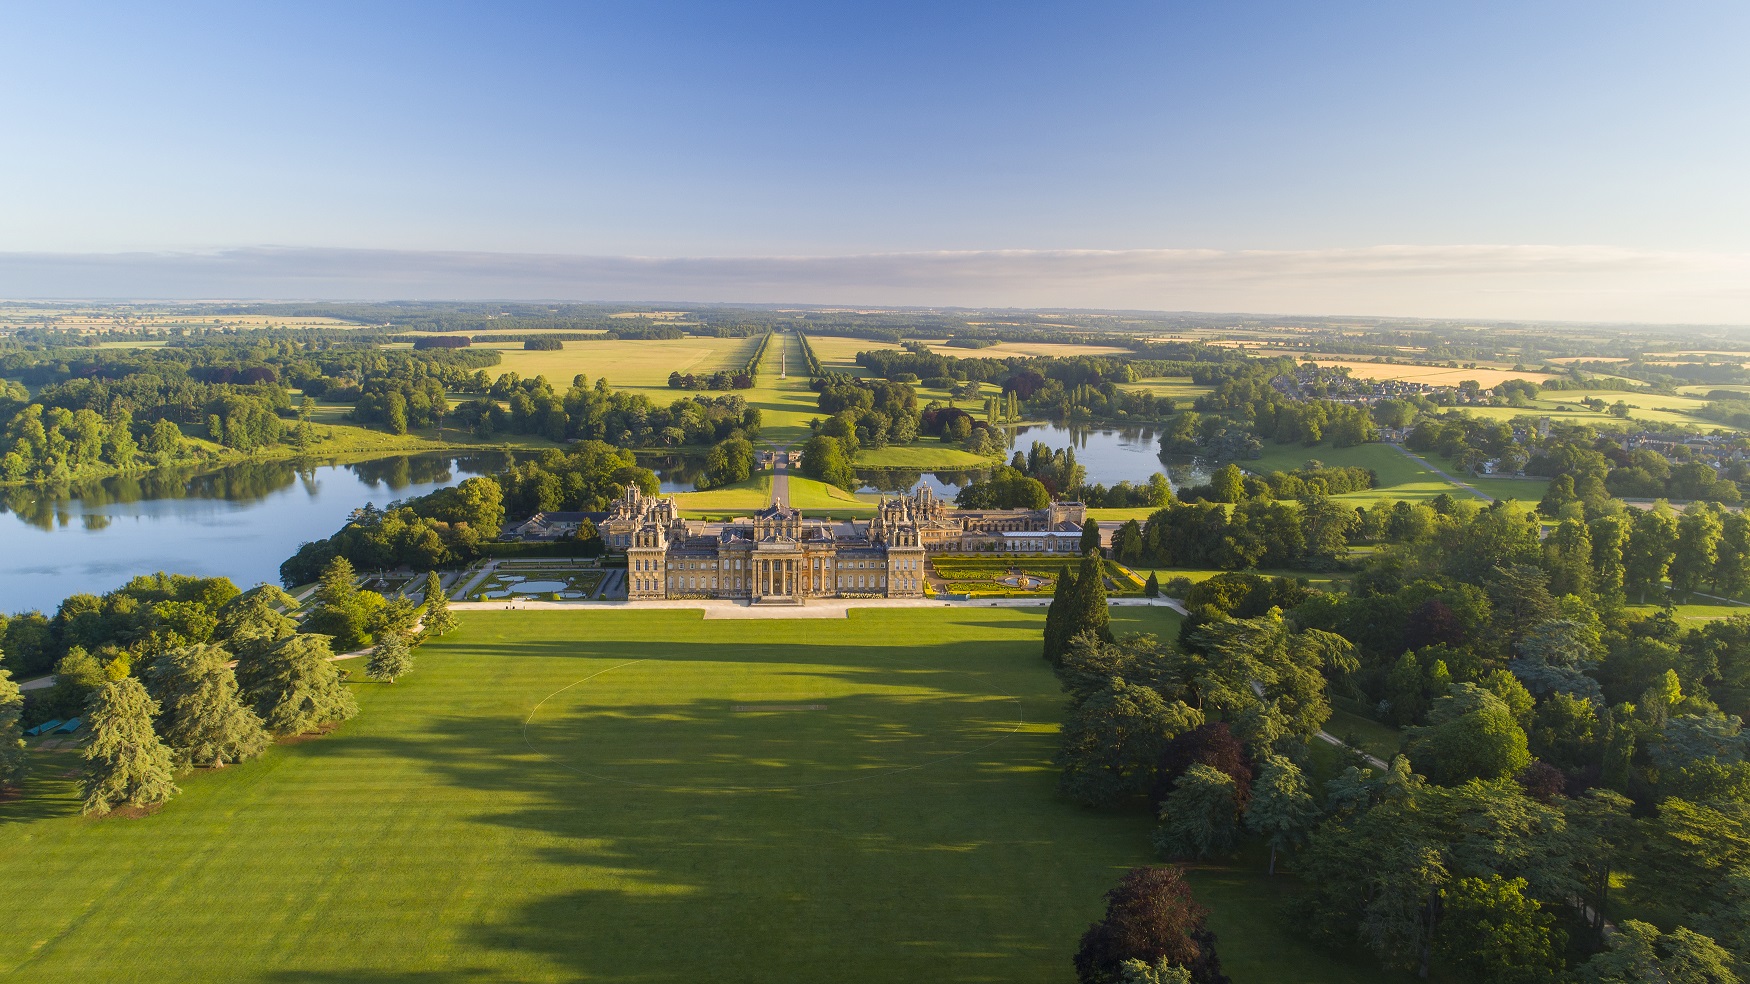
[448,596,1189,620]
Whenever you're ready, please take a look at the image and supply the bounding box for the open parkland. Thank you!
[0,600,1387,984]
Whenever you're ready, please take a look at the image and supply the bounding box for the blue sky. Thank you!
[2,2,1748,319]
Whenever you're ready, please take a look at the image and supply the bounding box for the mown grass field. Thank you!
[1243,442,1550,505]
[784,475,881,514]
[1116,377,1214,402]
[670,474,775,515]
[854,444,993,469]
[1458,388,1734,432]
[1131,566,1353,596]
[0,607,1384,983]
[803,334,903,374]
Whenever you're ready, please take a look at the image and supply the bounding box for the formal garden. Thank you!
[462,564,606,601]
[928,555,1148,598]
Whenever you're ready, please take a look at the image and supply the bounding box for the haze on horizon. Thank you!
[2,2,1747,323]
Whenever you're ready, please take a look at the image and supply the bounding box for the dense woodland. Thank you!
[1045,476,1750,980]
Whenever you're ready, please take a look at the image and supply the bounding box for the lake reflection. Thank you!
[0,452,517,614]
[640,453,710,493]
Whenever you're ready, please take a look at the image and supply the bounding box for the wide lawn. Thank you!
[671,474,776,516]
[1244,442,1549,506]
[0,607,1385,984]
[855,444,995,470]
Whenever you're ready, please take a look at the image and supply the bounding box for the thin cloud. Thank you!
[0,245,1746,323]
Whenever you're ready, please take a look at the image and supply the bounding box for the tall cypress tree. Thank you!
[148,643,269,769]
[1080,519,1104,556]
[421,570,457,637]
[82,677,179,815]
[1043,564,1079,666]
[1073,548,1114,645]
[0,664,26,789]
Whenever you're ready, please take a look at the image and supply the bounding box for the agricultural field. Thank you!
[800,335,1004,408]
[474,335,761,389]
[925,341,1133,358]
[0,308,368,332]
[0,607,1379,984]
[1304,359,1553,388]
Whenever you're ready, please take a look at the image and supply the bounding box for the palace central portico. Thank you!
[602,484,1089,605]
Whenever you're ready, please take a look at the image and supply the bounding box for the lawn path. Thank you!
[771,455,790,507]
[1385,443,1494,502]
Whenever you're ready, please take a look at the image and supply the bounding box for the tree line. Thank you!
[0,567,459,817]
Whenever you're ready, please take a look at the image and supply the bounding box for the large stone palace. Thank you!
[599,484,1088,603]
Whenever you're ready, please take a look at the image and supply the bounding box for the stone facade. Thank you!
[606,485,1089,604]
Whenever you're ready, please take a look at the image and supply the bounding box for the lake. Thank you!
[0,452,517,615]
[857,422,1209,499]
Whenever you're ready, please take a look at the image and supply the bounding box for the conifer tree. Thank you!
[1081,519,1104,556]
[81,677,179,815]
[305,556,372,651]
[1144,572,1161,599]
[148,643,269,768]
[420,570,457,637]
[218,587,300,662]
[1043,564,1079,666]
[239,634,359,737]
[367,633,414,683]
[1244,753,1321,875]
[0,663,27,788]
[1073,548,1115,645]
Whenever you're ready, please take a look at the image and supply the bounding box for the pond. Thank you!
[0,451,519,615]
[640,453,710,493]
[855,422,1211,500]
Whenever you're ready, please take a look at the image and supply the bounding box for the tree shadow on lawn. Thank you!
[0,757,82,824]
[301,635,1146,983]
